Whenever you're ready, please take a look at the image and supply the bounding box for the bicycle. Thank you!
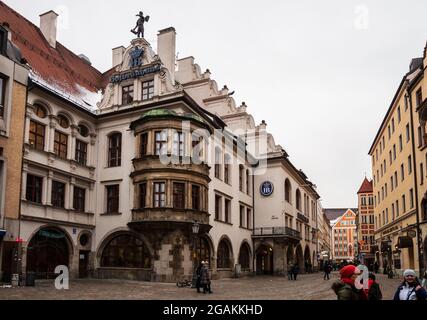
[176,279,192,288]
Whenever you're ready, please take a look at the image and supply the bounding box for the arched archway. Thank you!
[304,245,311,273]
[295,244,304,271]
[217,237,233,269]
[286,245,294,265]
[195,236,212,266]
[26,227,73,279]
[238,241,252,271]
[256,243,273,275]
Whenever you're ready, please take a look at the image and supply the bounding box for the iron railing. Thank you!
[253,227,302,239]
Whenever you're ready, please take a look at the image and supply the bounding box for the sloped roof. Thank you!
[0,1,110,109]
[357,178,373,194]
[323,208,357,222]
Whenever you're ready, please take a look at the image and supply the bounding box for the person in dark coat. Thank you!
[373,261,379,274]
[292,264,300,280]
[195,262,203,293]
[393,269,427,300]
[324,262,331,280]
[366,272,382,300]
[331,265,367,300]
[200,262,212,294]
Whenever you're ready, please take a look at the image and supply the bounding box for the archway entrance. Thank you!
[295,245,304,271]
[304,246,311,273]
[256,244,273,275]
[27,228,71,279]
[286,245,294,265]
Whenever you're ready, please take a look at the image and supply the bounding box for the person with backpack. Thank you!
[324,262,332,280]
[331,265,367,300]
[393,269,427,300]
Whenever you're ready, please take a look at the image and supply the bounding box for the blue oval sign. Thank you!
[260,181,274,197]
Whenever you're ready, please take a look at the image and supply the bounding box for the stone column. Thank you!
[88,183,95,214]
[68,177,75,210]
[89,133,97,167]
[70,125,79,161]
[45,170,54,206]
[48,115,57,153]
[21,164,28,201]
[24,108,34,144]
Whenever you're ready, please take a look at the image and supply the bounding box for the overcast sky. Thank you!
[4,0,427,208]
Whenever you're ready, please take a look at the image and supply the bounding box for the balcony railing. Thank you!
[253,227,302,240]
[297,212,309,224]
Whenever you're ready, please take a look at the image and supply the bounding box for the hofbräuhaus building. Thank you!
[0,2,323,283]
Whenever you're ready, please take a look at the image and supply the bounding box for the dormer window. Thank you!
[122,84,134,104]
[142,80,154,100]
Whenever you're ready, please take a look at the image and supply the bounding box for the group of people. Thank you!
[331,264,427,300]
[195,261,212,294]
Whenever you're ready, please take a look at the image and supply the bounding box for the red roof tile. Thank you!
[0,1,109,98]
[357,178,373,194]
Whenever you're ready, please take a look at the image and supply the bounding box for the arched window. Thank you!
[285,179,291,203]
[217,239,232,269]
[101,234,151,268]
[34,103,47,118]
[78,124,89,137]
[57,115,70,129]
[296,189,301,211]
[108,133,122,167]
[239,243,251,270]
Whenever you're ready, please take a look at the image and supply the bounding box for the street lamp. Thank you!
[191,221,200,288]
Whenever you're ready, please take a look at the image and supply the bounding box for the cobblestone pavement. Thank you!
[0,272,402,300]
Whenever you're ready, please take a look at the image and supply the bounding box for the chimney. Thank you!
[157,27,176,83]
[112,46,125,67]
[39,10,58,48]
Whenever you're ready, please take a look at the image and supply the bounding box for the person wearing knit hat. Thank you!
[393,269,427,300]
[331,265,367,300]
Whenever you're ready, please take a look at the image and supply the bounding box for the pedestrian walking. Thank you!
[324,262,331,280]
[292,264,299,280]
[393,269,427,300]
[331,265,367,300]
[287,263,293,280]
[195,261,203,293]
[200,261,212,294]
[366,272,382,300]
[373,261,379,274]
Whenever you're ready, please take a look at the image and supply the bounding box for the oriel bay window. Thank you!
[73,186,86,212]
[153,182,166,208]
[26,174,43,204]
[139,182,147,208]
[192,185,200,210]
[54,131,68,159]
[51,181,66,208]
[106,185,120,214]
[75,139,87,166]
[173,131,185,156]
[29,121,45,151]
[155,131,167,156]
[140,132,148,156]
[108,133,122,167]
[122,84,134,104]
[173,182,185,209]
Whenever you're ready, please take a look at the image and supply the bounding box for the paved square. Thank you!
[0,272,402,300]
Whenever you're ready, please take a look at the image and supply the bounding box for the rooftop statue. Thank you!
[131,11,150,38]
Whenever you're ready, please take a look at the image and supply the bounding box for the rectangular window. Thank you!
[240,206,245,227]
[388,125,391,140]
[396,200,399,218]
[215,148,221,179]
[246,170,250,195]
[26,174,43,204]
[122,84,134,104]
[153,182,166,208]
[139,183,147,208]
[247,208,252,229]
[106,185,120,213]
[239,166,244,192]
[51,181,65,208]
[416,88,423,107]
[29,121,45,151]
[75,140,87,166]
[402,195,406,213]
[393,145,396,160]
[394,171,398,188]
[421,163,424,185]
[142,80,154,100]
[73,186,86,212]
[192,185,200,210]
[172,131,185,156]
[140,133,148,156]
[0,76,5,118]
[215,195,222,220]
[390,176,393,191]
[108,133,122,167]
[389,151,392,165]
[224,162,230,184]
[401,164,405,181]
[54,131,68,159]
[397,107,401,123]
[392,204,395,221]
[408,156,412,174]
[155,131,167,156]
[391,118,395,133]
[173,182,185,209]
[409,189,414,209]
[406,124,410,142]
[399,135,403,152]
[224,198,231,223]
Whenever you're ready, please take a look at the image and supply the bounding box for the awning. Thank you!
[397,236,414,249]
